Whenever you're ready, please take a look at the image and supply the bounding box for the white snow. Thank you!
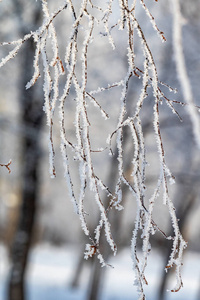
[0,244,200,300]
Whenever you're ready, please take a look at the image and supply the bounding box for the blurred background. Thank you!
[0,1,200,300]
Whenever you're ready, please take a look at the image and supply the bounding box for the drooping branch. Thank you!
[0,1,190,299]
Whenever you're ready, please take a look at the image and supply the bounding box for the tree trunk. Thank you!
[7,5,43,300]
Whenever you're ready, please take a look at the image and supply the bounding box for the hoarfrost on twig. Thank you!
[0,0,191,299]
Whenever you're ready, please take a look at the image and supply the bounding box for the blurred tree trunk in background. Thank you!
[7,3,43,300]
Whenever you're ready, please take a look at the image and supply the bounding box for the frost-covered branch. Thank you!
[0,0,189,299]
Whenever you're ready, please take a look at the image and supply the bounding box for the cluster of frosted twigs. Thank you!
[0,1,188,299]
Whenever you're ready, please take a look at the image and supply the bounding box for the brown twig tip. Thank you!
[171,284,182,293]
[0,159,12,173]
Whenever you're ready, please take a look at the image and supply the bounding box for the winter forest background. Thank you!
[0,1,200,300]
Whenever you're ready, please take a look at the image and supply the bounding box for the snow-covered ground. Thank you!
[0,243,199,300]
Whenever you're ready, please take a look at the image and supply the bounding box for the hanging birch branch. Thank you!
[0,0,192,299]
